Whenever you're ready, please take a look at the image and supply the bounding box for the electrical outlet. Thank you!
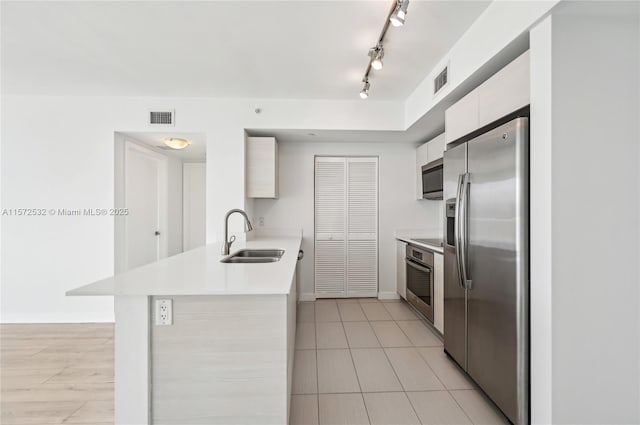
[258,216,264,227]
[155,299,173,326]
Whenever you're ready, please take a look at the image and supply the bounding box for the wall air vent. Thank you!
[148,109,175,126]
[433,66,448,95]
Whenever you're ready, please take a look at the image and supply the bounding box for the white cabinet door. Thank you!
[415,142,429,199]
[477,51,530,128]
[433,253,444,333]
[445,90,479,144]
[396,241,407,299]
[246,136,278,198]
[445,51,530,145]
[426,133,446,162]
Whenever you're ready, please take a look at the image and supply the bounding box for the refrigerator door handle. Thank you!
[454,174,465,289]
[459,173,471,289]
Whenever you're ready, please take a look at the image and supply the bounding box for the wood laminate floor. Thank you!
[1,323,114,425]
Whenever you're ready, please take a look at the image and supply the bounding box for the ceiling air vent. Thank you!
[148,109,175,126]
[433,66,448,95]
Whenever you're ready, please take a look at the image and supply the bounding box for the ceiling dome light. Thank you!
[390,0,410,27]
[360,81,370,99]
[163,137,192,150]
[370,46,384,70]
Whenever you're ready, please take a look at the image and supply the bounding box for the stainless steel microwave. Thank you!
[421,158,443,200]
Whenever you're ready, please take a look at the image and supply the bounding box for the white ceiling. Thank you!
[120,132,207,161]
[1,1,490,100]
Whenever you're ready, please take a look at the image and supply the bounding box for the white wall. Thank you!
[530,2,640,423]
[252,140,441,299]
[0,96,403,322]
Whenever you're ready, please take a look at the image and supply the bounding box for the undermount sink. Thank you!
[221,257,281,264]
[220,249,285,263]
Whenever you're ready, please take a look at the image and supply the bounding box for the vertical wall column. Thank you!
[529,15,553,425]
[530,3,640,423]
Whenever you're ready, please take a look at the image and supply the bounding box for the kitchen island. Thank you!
[68,231,302,425]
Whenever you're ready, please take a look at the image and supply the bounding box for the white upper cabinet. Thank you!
[246,136,278,198]
[445,90,480,144]
[445,50,530,144]
[426,133,446,162]
[477,51,530,126]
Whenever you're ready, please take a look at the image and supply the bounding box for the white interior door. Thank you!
[125,143,167,270]
[315,157,378,298]
[183,163,206,251]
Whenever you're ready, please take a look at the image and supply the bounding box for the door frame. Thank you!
[182,162,206,251]
[115,138,169,273]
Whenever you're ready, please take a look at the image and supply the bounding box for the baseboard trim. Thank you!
[299,293,317,302]
[378,291,401,300]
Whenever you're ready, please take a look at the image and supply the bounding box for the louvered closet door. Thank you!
[315,157,378,298]
[315,158,347,297]
[346,158,378,297]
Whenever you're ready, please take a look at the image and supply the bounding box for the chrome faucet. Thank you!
[222,209,254,255]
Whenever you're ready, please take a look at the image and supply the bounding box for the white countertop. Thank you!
[396,236,444,254]
[67,235,302,296]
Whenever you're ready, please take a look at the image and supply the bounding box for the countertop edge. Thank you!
[68,235,302,297]
[396,237,444,254]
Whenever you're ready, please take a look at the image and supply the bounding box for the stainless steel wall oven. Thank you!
[405,245,434,323]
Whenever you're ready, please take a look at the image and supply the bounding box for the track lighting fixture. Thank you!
[358,0,410,99]
[370,45,384,71]
[390,0,409,27]
[360,80,370,99]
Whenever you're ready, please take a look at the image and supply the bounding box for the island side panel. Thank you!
[150,294,289,425]
[114,295,151,425]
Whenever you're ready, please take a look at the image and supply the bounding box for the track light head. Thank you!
[390,0,409,27]
[360,80,370,99]
[370,46,384,71]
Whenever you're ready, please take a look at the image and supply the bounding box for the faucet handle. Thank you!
[228,235,236,244]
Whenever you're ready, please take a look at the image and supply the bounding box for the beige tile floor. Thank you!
[0,300,510,425]
[291,299,510,425]
[0,323,114,425]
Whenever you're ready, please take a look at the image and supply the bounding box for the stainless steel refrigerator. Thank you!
[443,116,529,425]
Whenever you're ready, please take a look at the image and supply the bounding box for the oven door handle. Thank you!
[405,258,431,274]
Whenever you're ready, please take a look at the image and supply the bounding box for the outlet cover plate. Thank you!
[155,299,173,326]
